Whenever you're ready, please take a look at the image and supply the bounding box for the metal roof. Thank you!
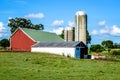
[21,28,64,42]
[32,41,86,47]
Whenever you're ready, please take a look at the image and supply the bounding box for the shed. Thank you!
[31,41,88,58]
[10,27,64,51]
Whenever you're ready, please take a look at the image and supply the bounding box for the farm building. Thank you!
[10,27,64,51]
[31,41,88,58]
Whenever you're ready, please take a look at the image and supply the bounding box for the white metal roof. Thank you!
[32,41,86,48]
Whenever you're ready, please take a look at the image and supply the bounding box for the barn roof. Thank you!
[19,28,64,42]
[32,41,86,47]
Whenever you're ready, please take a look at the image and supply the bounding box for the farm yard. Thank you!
[0,0,120,80]
[0,52,120,80]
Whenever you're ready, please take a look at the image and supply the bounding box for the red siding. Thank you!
[11,29,36,51]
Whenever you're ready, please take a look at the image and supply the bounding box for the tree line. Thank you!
[0,39,10,50]
[90,40,120,53]
[3,17,120,52]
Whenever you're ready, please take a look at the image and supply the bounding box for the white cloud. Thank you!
[51,20,64,26]
[52,27,64,35]
[91,25,120,36]
[8,17,12,24]
[0,33,8,38]
[91,30,98,35]
[68,21,74,27]
[25,13,44,19]
[100,26,110,34]
[0,22,8,38]
[0,34,3,37]
[98,20,106,26]
[110,25,120,36]
[0,22,6,32]
[8,17,12,19]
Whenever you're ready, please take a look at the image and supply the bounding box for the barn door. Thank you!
[80,48,85,58]
[75,47,80,58]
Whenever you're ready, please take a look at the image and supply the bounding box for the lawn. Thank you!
[0,52,120,80]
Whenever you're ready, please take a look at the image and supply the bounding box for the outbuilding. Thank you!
[31,41,88,58]
[10,27,64,51]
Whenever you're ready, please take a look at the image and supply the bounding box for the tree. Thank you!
[8,17,44,33]
[59,30,64,39]
[0,39,10,49]
[86,30,91,44]
[90,44,104,52]
[101,40,113,53]
[101,40,113,49]
[32,24,44,30]
[113,43,120,49]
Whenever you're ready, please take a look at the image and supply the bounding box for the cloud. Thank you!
[100,26,110,34]
[91,30,98,35]
[110,25,120,36]
[0,22,9,38]
[0,34,3,37]
[8,17,12,19]
[25,13,44,19]
[98,20,106,26]
[91,25,120,36]
[68,21,74,27]
[0,33,8,38]
[0,22,6,32]
[51,20,64,26]
[52,27,64,35]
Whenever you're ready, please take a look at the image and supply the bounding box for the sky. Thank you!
[0,0,120,44]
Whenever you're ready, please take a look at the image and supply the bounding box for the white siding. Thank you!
[31,47,76,58]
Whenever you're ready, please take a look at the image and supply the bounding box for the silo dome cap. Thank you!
[75,11,86,15]
[65,27,73,30]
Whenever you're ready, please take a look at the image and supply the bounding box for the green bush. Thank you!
[90,44,104,52]
[110,50,120,55]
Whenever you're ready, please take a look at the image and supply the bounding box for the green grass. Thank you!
[0,52,120,80]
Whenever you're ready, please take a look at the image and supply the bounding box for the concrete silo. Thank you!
[67,27,74,41]
[64,28,68,41]
[75,10,87,45]
[64,27,74,41]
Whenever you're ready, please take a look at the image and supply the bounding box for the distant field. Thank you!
[0,52,120,80]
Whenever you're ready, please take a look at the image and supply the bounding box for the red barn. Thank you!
[10,28,64,51]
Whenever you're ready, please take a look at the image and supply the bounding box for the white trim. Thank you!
[10,27,36,42]
[10,27,20,38]
[9,37,12,50]
[20,28,36,42]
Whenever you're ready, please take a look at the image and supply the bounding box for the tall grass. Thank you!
[0,52,120,80]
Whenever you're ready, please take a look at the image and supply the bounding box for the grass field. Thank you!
[0,52,120,80]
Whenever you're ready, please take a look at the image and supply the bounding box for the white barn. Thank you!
[31,41,88,58]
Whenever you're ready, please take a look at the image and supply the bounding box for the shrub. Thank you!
[90,44,104,52]
[110,50,120,55]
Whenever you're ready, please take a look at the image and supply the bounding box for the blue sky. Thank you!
[0,0,120,44]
